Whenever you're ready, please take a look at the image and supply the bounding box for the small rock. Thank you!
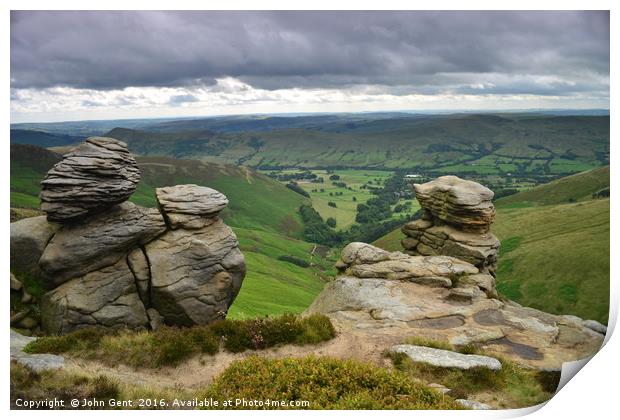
[456,399,492,410]
[11,330,65,372]
[146,308,165,331]
[21,290,33,304]
[390,344,502,371]
[156,184,228,229]
[18,316,38,330]
[10,273,22,291]
[582,319,607,335]
[428,383,451,394]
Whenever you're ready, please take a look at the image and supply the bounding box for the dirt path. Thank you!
[63,327,401,391]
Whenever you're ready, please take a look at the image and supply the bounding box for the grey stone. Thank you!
[10,273,22,291]
[145,217,246,326]
[582,319,607,335]
[156,184,228,229]
[39,202,166,286]
[391,344,502,370]
[11,330,65,372]
[40,137,140,222]
[10,216,59,275]
[40,258,149,334]
[456,399,492,410]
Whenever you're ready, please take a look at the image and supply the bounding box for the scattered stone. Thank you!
[18,316,38,330]
[391,344,502,370]
[428,383,451,394]
[40,137,140,222]
[456,399,492,410]
[11,330,65,371]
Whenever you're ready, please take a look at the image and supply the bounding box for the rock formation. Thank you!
[10,137,245,335]
[39,137,140,222]
[307,241,604,371]
[401,175,500,275]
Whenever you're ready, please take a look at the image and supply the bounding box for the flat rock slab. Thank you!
[456,399,492,410]
[391,344,502,371]
[10,330,65,371]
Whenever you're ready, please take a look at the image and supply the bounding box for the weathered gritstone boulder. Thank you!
[40,137,140,222]
[10,137,246,334]
[145,217,246,326]
[156,184,228,229]
[306,242,604,370]
[10,216,59,275]
[41,259,149,334]
[39,202,166,286]
[402,176,500,274]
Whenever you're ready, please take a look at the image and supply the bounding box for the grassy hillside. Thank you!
[102,114,609,174]
[10,129,82,148]
[373,170,610,323]
[10,144,330,318]
[493,199,609,323]
[495,166,610,207]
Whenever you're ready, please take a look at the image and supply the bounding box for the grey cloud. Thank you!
[10,11,609,98]
[169,94,200,105]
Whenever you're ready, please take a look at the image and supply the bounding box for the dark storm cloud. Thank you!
[10,11,609,96]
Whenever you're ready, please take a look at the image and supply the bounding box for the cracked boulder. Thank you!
[39,202,166,287]
[145,217,246,326]
[40,137,140,222]
[402,176,500,275]
[40,259,149,334]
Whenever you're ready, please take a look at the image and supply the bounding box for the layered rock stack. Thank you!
[307,242,605,370]
[10,137,245,334]
[401,176,500,275]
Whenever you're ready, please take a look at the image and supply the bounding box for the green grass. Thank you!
[493,199,609,323]
[201,355,462,409]
[229,228,335,319]
[372,226,405,251]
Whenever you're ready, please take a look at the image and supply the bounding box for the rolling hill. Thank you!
[10,143,332,318]
[98,113,609,174]
[10,129,82,148]
[373,167,610,323]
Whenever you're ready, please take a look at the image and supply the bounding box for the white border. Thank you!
[3,2,617,419]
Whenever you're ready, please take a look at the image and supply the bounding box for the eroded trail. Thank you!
[62,328,401,390]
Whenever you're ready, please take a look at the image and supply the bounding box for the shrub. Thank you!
[327,201,337,208]
[285,182,310,198]
[200,356,462,409]
[403,336,454,351]
[25,314,336,368]
[326,217,336,228]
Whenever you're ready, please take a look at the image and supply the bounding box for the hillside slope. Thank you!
[495,166,610,207]
[10,144,329,319]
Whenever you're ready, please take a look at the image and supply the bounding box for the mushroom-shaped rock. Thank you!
[156,184,229,229]
[414,175,495,230]
[40,137,140,222]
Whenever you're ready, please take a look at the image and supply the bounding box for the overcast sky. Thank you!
[10,11,609,123]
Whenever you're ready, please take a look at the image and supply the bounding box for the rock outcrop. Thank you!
[390,344,502,370]
[10,137,245,334]
[306,242,604,371]
[401,176,500,275]
[39,137,140,222]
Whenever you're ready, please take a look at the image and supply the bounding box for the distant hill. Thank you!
[10,144,330,318]
[105,114,609,174]
[373,170,610,323]
[10,129,82,148]
[495,166,610,207]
